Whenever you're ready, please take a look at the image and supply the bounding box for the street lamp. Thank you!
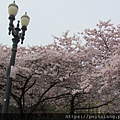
[1,0,30,117]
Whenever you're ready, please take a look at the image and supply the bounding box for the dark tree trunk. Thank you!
[70,95,75,120]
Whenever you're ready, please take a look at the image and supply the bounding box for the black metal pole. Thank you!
[1,38,19,119]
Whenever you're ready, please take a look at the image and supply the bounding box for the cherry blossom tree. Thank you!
[0,20,120,120]
[81,20,120,113]
[0,33,96,117]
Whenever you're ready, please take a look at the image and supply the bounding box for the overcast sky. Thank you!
[0,0,120,47]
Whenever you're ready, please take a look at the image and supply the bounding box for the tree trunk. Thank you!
[70,95,75,120]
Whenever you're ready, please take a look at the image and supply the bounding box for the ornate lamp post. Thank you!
[1,0,30,117]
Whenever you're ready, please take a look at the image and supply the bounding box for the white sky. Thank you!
[0,0,120,47]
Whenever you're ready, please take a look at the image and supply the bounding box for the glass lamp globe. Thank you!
[8,1,18,16]
[21,12,30,27]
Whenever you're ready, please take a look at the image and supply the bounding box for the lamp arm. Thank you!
[21,26,27,44]
[8,15,15,35]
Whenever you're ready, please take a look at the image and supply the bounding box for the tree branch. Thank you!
[74,97,115,111]
[29,81,60,114]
